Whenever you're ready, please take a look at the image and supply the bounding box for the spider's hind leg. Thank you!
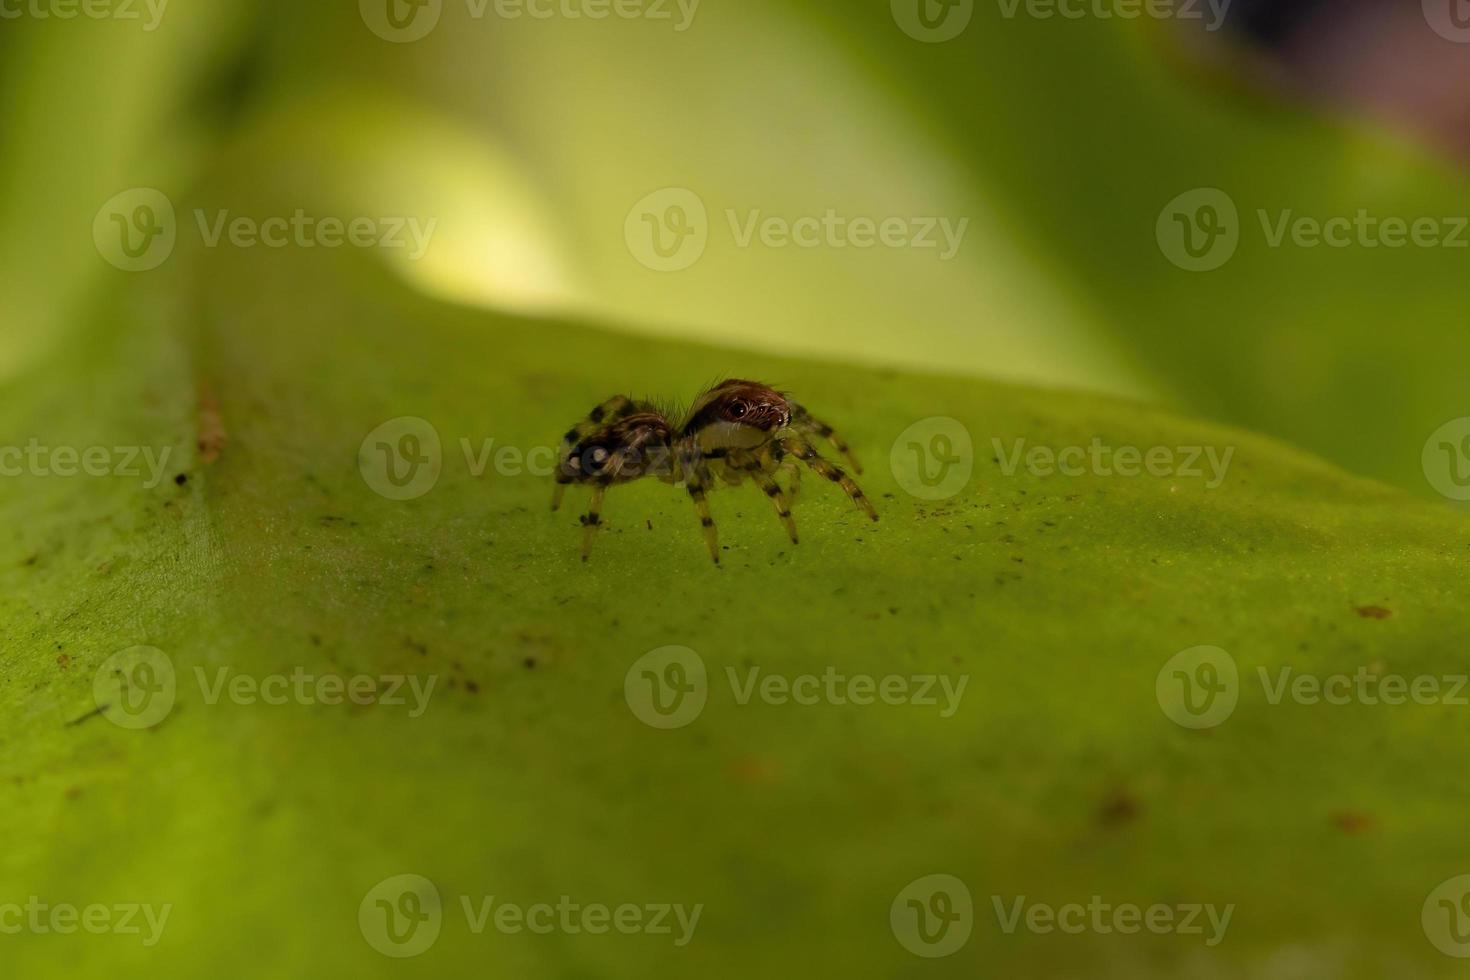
[579,485,607,562]
[790,403,863,473]
[553,395,637,511]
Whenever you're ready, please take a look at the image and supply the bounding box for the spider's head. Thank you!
[682,380,791,451]
[560,412,675,484]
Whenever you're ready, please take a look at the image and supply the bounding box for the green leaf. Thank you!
[3,238,1468,977]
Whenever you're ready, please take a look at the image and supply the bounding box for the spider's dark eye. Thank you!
[728,400,748,421]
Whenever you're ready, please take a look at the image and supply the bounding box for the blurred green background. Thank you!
[5,0,1470,492]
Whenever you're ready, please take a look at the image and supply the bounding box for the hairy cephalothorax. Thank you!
[552,380,877,563]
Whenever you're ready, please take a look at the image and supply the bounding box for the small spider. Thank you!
[552,380,877,563]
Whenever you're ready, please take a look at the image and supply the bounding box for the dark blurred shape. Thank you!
[1209,0,1470,163]
[1224,0,1331,47]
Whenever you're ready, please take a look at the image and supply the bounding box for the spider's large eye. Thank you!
[727,400,748,421]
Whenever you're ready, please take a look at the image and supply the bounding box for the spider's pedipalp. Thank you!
[777,436,878,522]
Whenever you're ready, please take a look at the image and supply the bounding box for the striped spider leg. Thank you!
[773,434,878,521]
[788,402,865,473]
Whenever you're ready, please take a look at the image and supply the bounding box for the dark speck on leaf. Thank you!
[523,658,536,670]
[1331,811,1376,834]
[1355,605,1392,619]
[174,473,188,486]
[1099,790,1140,826]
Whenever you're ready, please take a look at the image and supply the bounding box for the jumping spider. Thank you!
[552,380,878,563]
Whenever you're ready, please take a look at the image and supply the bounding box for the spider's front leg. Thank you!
[789,403,864,474]
[731,449,799,545]
[777,436,878,522]
[680,449,721,564]
[778,456,801,502]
